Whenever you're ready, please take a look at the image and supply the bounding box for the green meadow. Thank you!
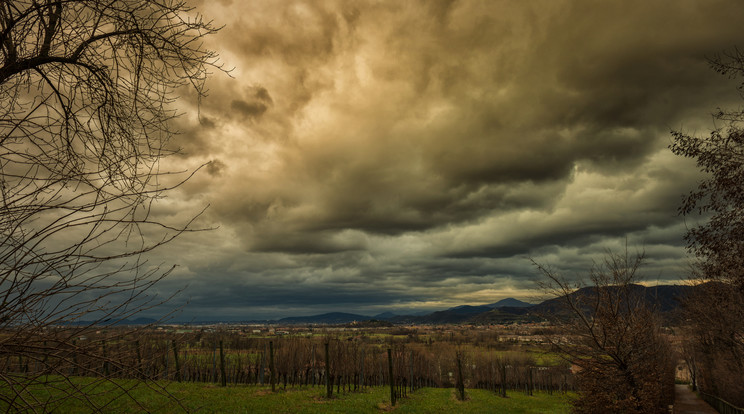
[3,378,573,413]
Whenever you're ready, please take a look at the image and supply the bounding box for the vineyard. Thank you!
[2,324,575,410]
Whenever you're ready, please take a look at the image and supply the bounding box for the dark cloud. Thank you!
[231,100,268,118]
[230,86,273,119]
[206,159,226,176]
[207,1,739,250]
[144,0,744,318]
[199,116,216,129]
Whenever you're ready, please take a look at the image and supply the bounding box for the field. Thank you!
[1,324,577,412]
[4,377,573,413]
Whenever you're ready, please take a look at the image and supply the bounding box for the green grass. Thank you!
[397,388,572,414]
[3,378,573,413]
[524,349,568,367]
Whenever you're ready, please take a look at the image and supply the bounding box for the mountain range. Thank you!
[269,284,695,325]
[99,284,694,326]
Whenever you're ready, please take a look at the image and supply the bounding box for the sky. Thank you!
[142,0,744,321]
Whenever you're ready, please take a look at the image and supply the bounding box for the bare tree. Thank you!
[670,47,744,406]
[0,0,223,411]
[533,249,675,414]
[676,272,744,404]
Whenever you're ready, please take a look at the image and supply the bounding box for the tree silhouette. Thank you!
[670,47,744,406]
[534,249,675,414]
[0,1,223,411]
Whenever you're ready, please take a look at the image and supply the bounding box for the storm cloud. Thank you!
[144,0,744,320]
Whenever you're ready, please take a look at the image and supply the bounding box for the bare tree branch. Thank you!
[0,0,224,411]
[533,248,675,414]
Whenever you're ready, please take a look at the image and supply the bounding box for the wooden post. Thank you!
[360,347,365,389]
[409,350,414,392]
[102,339,110,377]
[456,351,465,401]
[71,339,78,376]
[501,362,507,398]
[163,342,169,380]
[388,348,396,406]
[325,342,332,398]
[311,344,316,386]
[259,345,266,385]
[219,340,227,387]
[172,340,181,382]
[236,353,242,385]
[379,354,384,386]
[135,340,143,379]
[212,342,217,383]
[269,340,275,392]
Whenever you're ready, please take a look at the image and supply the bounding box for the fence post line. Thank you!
[700,391,744,414]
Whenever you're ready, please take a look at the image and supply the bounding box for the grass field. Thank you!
[3,378,573,413]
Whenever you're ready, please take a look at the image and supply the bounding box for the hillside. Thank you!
[528,283,694,318]
[487,298,532,308]
[248,287,695,326]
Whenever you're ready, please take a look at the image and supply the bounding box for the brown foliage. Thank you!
[680,281,744,405]
[534,249,676,413]
[670,47,744,406]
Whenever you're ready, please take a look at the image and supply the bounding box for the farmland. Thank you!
[1,323,576,412]
[5,378,573,413]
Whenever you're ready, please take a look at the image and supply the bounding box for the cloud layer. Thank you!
[145,0,744,320]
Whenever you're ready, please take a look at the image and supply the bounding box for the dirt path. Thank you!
[674,384,718,414]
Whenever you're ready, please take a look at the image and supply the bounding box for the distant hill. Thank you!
[445,305,494,314]
[468,307,537,325]
[373,312,398,319]
[487,298,532,308]
[527,283,695,324]
[397,284,694,325]
[414,305,493,324]
[277,312,369,325]
[224,284,698,326]
[348,319,394,327]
